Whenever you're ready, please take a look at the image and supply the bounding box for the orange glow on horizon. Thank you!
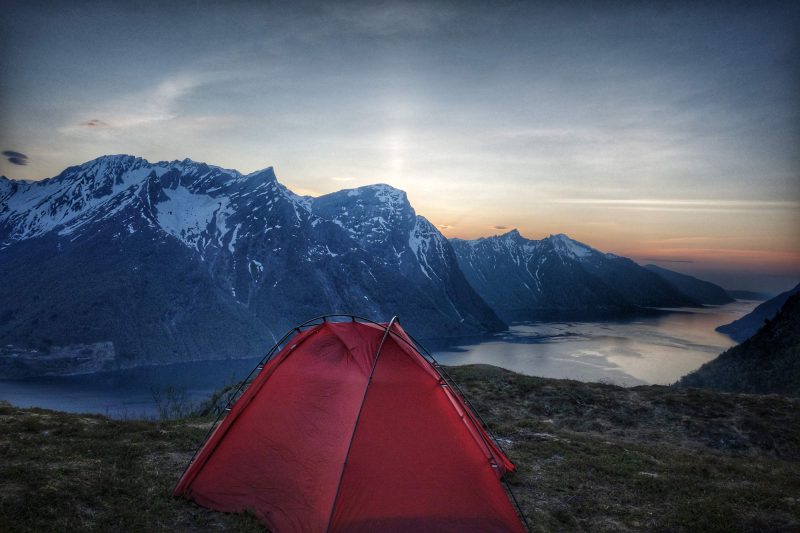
[433,219,800,279]
[624,247,800,274]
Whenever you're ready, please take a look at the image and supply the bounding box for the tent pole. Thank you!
[323,316,398,532]
[181,315,374,474]
[173,321,318,492]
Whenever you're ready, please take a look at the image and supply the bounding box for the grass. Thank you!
[451,365,800,532]
[1,364,799,532]
[0,402,262,532]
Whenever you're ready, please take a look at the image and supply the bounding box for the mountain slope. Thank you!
[0,155,503,376]
[677,292,800,395]
[645,264,734,305]
[727,289,772,301]
[716,283,800,342]
[450,230,698,322]
[307,186,502,334]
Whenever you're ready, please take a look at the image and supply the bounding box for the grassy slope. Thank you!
[456,365,800,532]
[2,365,799,532]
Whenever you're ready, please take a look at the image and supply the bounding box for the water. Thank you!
[0,357,263,419]
[0,301,757,418]
[432,300,758,387]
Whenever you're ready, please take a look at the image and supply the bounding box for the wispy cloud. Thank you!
[630,247,800,267]
[60,73,219,136]
[643,236,720,246]
[331,176,356,182]
[103,74,202,128]
[549,198,800,211]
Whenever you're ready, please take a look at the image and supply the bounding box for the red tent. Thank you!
[174,316,527,532]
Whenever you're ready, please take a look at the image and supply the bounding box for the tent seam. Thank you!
[323,317,397,533]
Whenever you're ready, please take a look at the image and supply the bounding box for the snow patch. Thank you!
[549,234,593,259]
[249,259,263,280]
[228,223,242,253]
[156,186,231,250]
[408,216,445,281]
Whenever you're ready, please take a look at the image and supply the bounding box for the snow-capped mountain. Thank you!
[0,155,503,376]
[450,229,699,322]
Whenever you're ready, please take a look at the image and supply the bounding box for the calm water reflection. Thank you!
[0,356,262,419]
[0,301,757,418]
[432,301,758,386]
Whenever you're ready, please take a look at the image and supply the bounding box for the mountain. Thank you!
[450,230,698,322]
[677,292,800,395]
[644,264,734,305]
[727,289,773,301]
[716,283,800,342]
[0,155,503,377]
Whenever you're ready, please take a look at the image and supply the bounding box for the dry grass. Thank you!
[0,402,262,532]
[1,365,799,532]
[450,365,800,532]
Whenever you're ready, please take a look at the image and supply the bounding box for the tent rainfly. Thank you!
[174,316,527,532]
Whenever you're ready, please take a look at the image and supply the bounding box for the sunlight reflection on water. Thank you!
[432,301,758,386]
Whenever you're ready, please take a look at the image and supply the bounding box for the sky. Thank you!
[1,1,798,292]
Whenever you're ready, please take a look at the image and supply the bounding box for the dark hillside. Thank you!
[644,264,733,305]
[678,292,800,396]
[717,283,800,342]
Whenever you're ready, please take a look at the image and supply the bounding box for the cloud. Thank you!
[331,176,355,182]
[491,225,508,230]
[644,236,718,245]
[437,224,453,230]
[56,73,241,160]
[642,258,695,263]
[2,150,29,165]
[81,119,109,127]
[549,198,800,212]
[61,73,208,136]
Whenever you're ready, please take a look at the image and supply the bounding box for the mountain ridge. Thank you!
[0,155,504,377]
[644,263,734,305]
[1,156,741,376]
[450,228,704,322]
